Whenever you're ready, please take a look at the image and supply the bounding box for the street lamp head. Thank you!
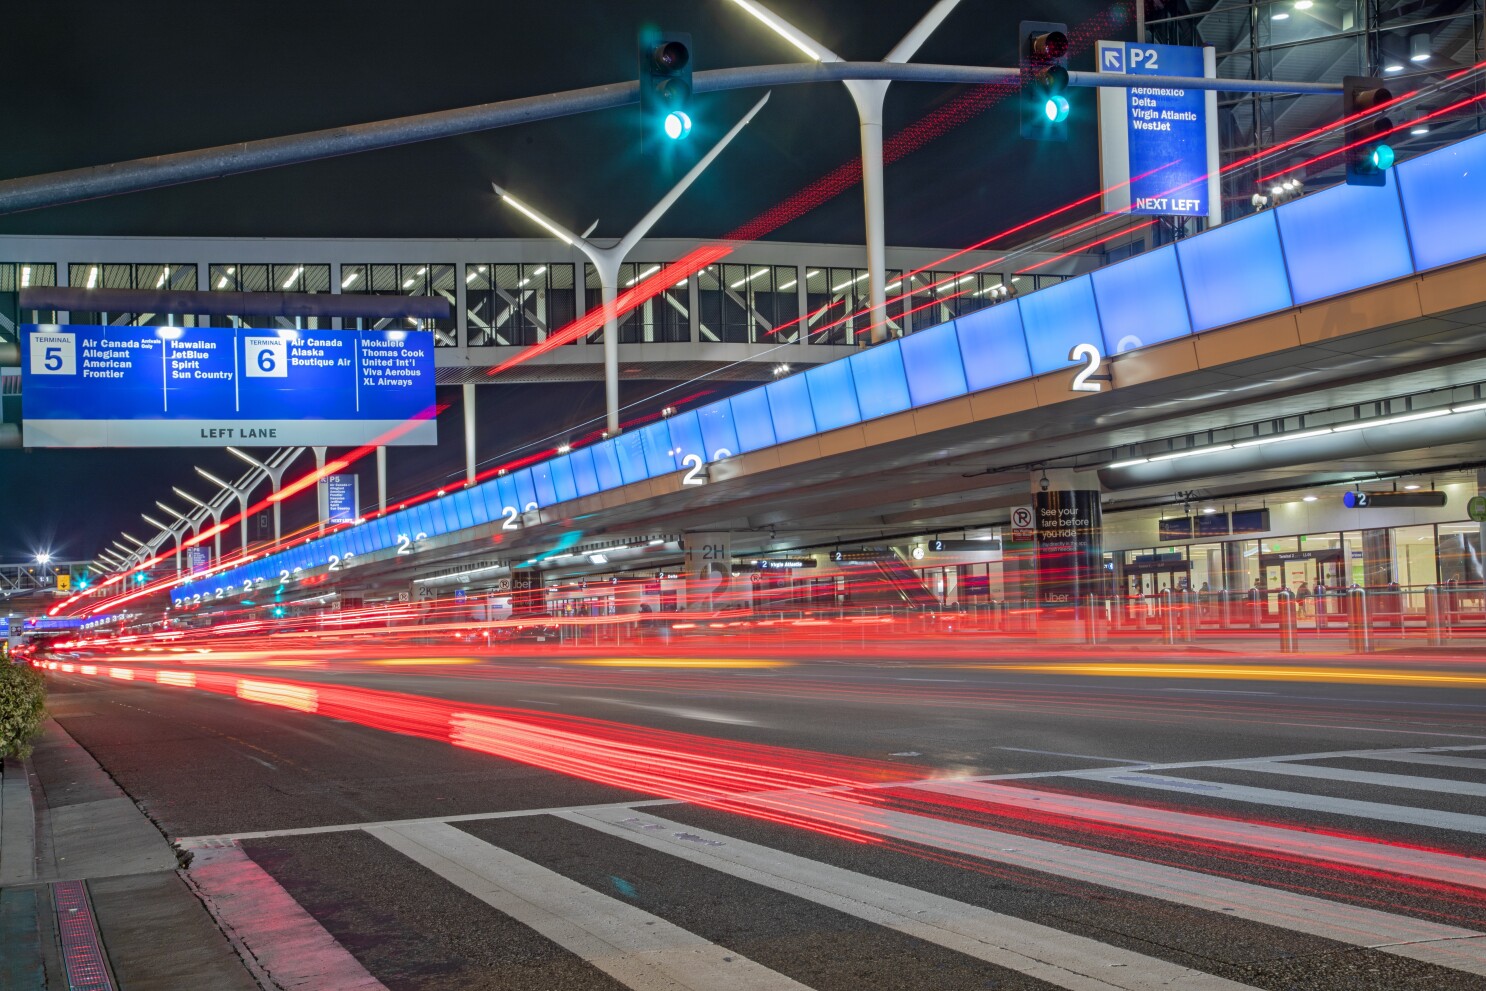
[35,551,51,565]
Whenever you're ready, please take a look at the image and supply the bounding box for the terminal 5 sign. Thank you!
[20,324,436,447]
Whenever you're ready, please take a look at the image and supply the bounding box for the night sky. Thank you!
[0,0,1125,563]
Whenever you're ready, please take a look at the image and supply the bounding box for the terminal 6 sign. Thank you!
[20,324,436,447]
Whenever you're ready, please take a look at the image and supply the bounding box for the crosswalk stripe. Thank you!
[1062,770,1486,834]
[366,821,812,991]
[726,792,1486,976]
[1223,760,1486,797]
[910,780,1486,891]
[565,807,1261,991]
[1351,752,1486,771]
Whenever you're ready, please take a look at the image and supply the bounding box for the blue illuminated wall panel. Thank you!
[615,431,650,484]
[1091,244,1191,352]
[640,421,679,476]
[899,321,968,406]
[697,400,740,461]
[495,475,519,513]
[550,454,578,503]
[804,359,861,432]
[667,410,705,464]
[590,439,624,490]
[513,469,537,510]
[1397,130,1486,272]
[730,389,777,453]
[452,491,477,530]
[1175,209,1292,331]
[530,464,558,507]
[1276,179,1414,304]
[955,303,1031,392]
[1019,276,1103,374]
[569,447,600,497]
[848,340,911,420]
[765,375,817,443]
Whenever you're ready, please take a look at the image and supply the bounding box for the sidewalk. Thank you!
[0,718,258,991]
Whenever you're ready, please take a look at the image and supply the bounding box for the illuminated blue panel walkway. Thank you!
[178,131,1486,606]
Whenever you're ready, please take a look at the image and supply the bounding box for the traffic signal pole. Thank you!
[0,62,1339,219]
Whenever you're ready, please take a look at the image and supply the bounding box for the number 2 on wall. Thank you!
[1069,343,1106,393]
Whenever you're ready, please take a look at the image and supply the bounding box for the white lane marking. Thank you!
[724,792,1486,976]
[913,780,1486,890]
[1351,752,1486,771]
[571,696,760,726]
[569,808,1261,991]
[1065,770,1486,835]
[185,845,388,991]
[994,747,1148,764]
[368,821,811,991]
[1158,689,1276,695]
[176,798,684,846]
[515,699,561,707]
[1225,760,1486,798]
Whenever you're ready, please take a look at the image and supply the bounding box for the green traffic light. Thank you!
[1044,95,1070,124]
[1369,143,1395,170]
[663,111,692,140]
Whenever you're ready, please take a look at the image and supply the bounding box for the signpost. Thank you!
[20,324,437,447]
[1097,41,1220,226]
[186,545,212,575]
[320,474,359,526]
[1010,506,1036,543]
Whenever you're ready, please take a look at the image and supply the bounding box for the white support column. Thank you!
[377,446,388,515]
[312,446,327,533]
[462,382,477,484]
[722,0,962,342]
[492,92,770,435]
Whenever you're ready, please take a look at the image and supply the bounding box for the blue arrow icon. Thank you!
[1103,47,1124,72]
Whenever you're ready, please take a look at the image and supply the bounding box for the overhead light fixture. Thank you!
[1383,62,1405,73]
[1106,457,1149,469]
[1201,507,1218,514]
[832,272,870,292]
[1272,10,1290,19]
[1411,125,1430,136]
[1302,495,1319,502]
[625,265,661,287]
[1453,400,1486,413]
[557,444,572,454]
[1332,408,1449,432]
[155,266,169,289]
[779,279,798,291]
[282,266,304,289]
[1409,33,1431,62]
[20,265,30,287]
[1404,483,1421,490]
[588,553,610,565]
[496,190,573,245]
[86,266,99,288]
[1233,426,1334,448]
[531,266,546,277]
[1294,0,1313,8]
[724,0,824,61]
[1149,444,1233,462]
[343,271,361,288]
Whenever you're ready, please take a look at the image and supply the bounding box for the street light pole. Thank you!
[722,0,963,343]
[173,486,225,563]
[492,91,771,435]
[196,465,259,557]
[229,446,303,546]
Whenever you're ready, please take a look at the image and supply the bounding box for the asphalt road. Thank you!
[36,649,1486,990]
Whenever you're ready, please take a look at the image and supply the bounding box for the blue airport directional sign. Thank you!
[324,473,359,525]
[1097,41,1215,219]
[20,324,437,447]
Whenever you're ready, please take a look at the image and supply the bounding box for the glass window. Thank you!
[466,263,575,347]
[339,263,456,346]
[902,270,1011,336]
[803,267,902,345]
[1437,523,1484,584]
[585,263,689,345]
[68,262,198,326]
[208,264,331,329]
[0,263,60,333]
[698,264,799,344]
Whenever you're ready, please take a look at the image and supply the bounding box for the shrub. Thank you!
[0,662,46,759]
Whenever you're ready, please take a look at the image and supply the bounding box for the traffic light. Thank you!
[1020,21,1070,141]
[133,571,148,585]
[1344,76,1395,186]
[639,30,693,148]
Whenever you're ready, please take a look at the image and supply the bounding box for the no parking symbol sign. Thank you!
[1010,505,1036,543]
